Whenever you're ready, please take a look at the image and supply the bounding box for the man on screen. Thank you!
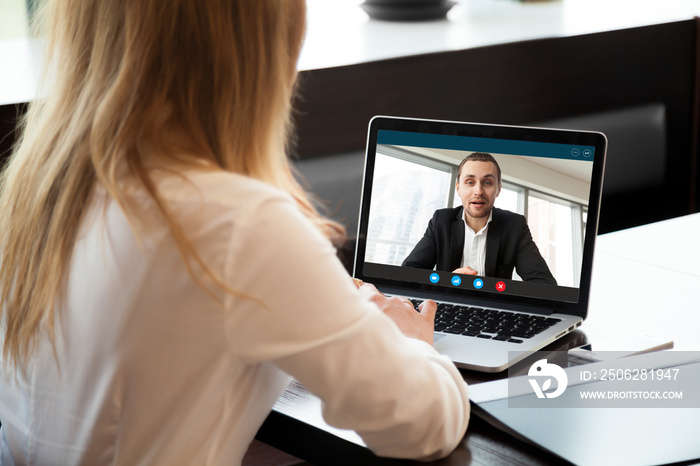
[402,152,557,285]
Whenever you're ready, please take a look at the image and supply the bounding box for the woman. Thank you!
[0,1,469,464]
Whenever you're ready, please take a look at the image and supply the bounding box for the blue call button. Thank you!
[429,273,440,283]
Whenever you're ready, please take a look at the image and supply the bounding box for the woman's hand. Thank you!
[358,283,437,345]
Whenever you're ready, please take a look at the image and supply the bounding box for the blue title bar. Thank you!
[377,130,595,161]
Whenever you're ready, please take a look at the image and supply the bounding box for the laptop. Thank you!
[353,116,607,372]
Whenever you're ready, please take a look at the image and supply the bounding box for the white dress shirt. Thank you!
[460,211,493,275]
[0,169,469,465]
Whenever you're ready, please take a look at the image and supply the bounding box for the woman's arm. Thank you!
[222,194,469,460]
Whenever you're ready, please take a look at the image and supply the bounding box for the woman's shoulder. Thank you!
[156,169,292,209]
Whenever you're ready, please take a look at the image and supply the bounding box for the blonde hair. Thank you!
[0,0,344,369]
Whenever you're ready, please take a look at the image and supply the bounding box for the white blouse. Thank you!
[0,169,469,465]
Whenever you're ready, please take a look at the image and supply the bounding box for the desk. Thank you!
[255,213,700,465]
[300,0,700,71]
[584,214,700,350]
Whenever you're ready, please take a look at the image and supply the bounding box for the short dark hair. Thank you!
[457,152,501,183]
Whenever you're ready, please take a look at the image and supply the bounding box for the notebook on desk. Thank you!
[353,116,607,372]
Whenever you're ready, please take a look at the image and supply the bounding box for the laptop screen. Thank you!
[354,116,607,317]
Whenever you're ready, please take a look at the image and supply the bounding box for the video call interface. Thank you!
[360,129,597,304]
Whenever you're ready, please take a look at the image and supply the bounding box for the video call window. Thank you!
[365,144,592,288]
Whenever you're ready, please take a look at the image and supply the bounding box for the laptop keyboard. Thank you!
[409,299,561,344]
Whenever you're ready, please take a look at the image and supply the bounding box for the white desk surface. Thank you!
[4,0,700,105]
[300,0,700,70]
[583,213,700,351]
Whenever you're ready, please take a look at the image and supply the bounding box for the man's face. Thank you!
[456,161,501,220]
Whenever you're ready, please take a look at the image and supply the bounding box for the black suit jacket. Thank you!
[402,207,557,285]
